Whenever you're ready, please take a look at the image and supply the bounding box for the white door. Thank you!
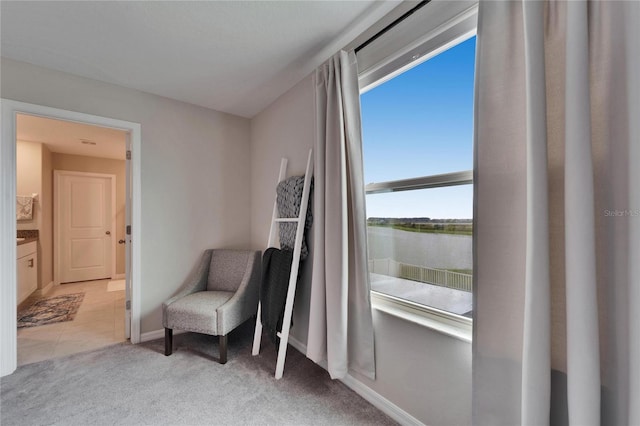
[56,171,116,283]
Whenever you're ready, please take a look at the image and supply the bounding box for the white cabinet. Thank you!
[17,241,37,305]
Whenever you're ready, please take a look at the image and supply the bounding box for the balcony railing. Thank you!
[368,258,472,292]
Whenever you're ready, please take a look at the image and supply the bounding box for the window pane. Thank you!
[360,36,476,318]
[366,186,473,317]
[366,184,472,219]
[361,36,476,184]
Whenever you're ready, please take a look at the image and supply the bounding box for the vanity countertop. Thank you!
[17,237,38,246]
[17,230,39,246]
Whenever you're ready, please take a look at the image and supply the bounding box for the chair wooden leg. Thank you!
[165,328,173,356]
[219,334,227,364]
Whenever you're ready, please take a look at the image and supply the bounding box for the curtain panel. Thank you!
[307,50,376,380]
[473,1,639,425]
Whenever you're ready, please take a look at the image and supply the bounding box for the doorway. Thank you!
[18,116,125,366]
[1,100,142,376]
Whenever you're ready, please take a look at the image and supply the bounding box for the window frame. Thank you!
[365,170,472,194]
[357,3,478,340]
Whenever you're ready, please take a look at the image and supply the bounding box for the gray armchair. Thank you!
[162,249,261,364]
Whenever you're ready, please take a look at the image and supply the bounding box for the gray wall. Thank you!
[249,74,472,425]
[2,58,252,334]
[250,76,316,346]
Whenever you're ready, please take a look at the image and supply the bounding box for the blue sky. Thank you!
[361,36,476,220]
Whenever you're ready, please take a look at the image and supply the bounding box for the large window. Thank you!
[361,36,476,319]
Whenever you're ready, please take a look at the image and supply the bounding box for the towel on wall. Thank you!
[16,196,34,220]
[276,175,313,260]
[260,247,293,344]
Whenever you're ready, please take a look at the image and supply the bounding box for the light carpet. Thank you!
[0,321,396,426]
[107,279,126,292]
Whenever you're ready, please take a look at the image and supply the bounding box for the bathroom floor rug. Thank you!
[17,293,85,328]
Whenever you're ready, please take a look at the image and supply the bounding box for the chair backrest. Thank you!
[207,249,253,292]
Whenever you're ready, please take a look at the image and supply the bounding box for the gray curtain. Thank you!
[307,50,376,380]
[473,1,639,425]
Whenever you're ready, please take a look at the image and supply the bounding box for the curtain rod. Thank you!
[354,0,431,54]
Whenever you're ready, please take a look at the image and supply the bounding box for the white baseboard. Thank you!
[340,372,424,426]
[36,281,55,297]
[286,334,307,354]
[31,281,55,299]
[139,328,186,343]
[286,335,423,426]
[112,274,126,280]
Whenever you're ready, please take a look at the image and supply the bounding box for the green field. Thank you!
[446,268,473,275]
[368,222,473,236]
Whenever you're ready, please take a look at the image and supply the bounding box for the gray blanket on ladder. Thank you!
[260,247,293,344]
[276,175,313,260]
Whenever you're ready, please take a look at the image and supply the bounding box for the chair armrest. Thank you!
[162,250,213,314]
[216,250,261,335]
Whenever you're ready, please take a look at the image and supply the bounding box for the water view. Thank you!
[367,219,472,316]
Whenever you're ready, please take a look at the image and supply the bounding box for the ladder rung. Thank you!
[274,218,299,223]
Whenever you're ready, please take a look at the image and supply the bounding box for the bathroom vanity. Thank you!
[17,239,38,305]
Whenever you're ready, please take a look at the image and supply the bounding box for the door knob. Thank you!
[118,239,125,244]
[105,231,111,235]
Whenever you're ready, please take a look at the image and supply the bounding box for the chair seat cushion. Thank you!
[164,291,233,335]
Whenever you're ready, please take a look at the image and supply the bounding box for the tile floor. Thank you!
[17,279,126,366]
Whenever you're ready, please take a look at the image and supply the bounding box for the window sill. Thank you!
[370,290,472,343]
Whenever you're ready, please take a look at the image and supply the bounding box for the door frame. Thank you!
[53,170,117,285]
[1,99,142,376]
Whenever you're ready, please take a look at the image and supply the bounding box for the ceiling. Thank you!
[17,114,127,160]
[1,1,400,118]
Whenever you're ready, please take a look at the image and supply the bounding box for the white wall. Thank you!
[250,74,472,425]
[2,58,252,333]
[250,76,316,345]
